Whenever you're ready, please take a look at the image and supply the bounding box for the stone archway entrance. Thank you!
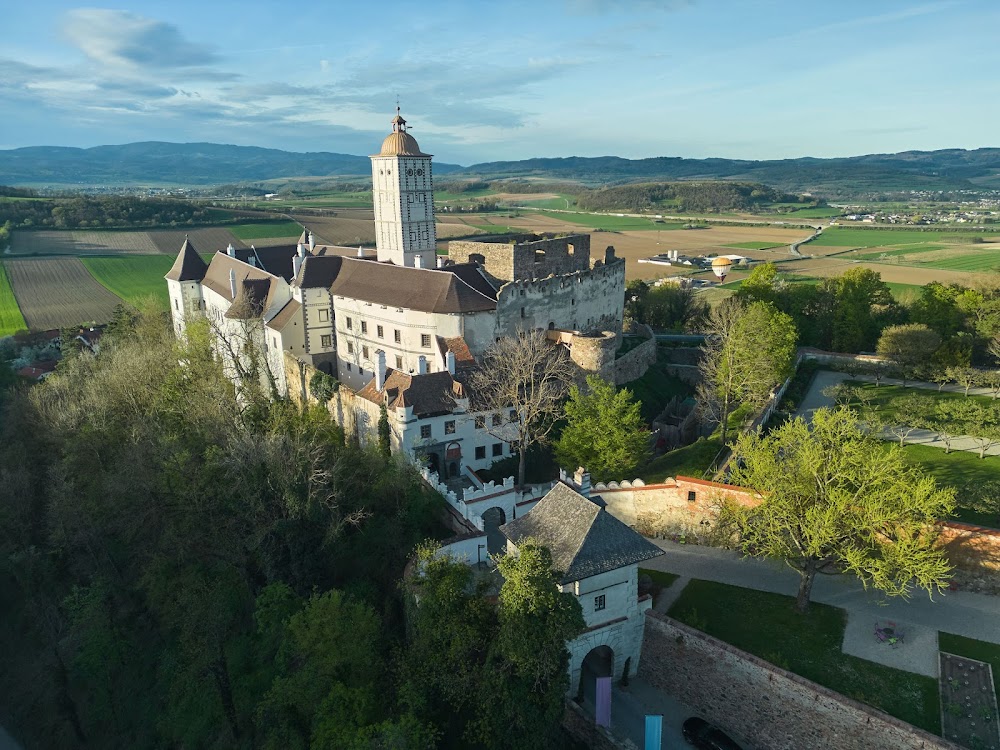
[427,452,441,476]
[578,645,614,707]
[482,506,507,557]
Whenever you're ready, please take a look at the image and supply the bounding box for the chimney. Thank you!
[226,243,235,257]
[357,246,365,258]
[376,350,387,390]
[414,254,422,269]
[573,467,591,499]
[298,243,306,258]
[417,355,428,375]
[292,255,302,278]
[229,268,237,298]
[248,255,256,267]
[308,231,315,251]
[436,255,446,268]
[446,350,456,375]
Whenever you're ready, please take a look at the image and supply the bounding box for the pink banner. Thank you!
[596,676,612,728]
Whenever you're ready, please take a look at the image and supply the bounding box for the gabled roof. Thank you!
[357,369,466,417]
[445,263,499,300]
[225,278,271,319]
[500,482,663,584]
[297,255,344,289]
[437,335,475,368]
[165,237,208,282]
[329,257,497,314]
[203,253,276,302]
[265,298,301,330]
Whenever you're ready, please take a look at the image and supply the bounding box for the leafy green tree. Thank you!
[822,267,898,353]
[378,404,391,457]
[555,375,649,481]
[309,369,339,402]
[910,282,968,339]
[724,407,955,612]
[697,299,798,445]
[875,323,942,383]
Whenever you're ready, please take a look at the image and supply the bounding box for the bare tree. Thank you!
[469,330,576,488]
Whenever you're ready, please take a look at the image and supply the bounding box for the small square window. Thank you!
[594,595,606,611]
[377,325,384,338]
[347,341,354,354]
[346,317,352,330]
[445,420,456,435]
[394,329,401,343]
[475,415,485,429]
[492,443,503,457]
[321,334,332,348]
[318,309,329,322]
[362,346,369,359]
[421,333,431,347]
[361,321,368,334]
[395,355,403,369]
[420,424,432,439]
[687,491,697,503]
[491,413,502,427]
[475,446,486,460]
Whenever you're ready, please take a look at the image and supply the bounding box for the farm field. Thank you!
[725,241,785,251]
[779,257,977,288]
[809,227,994,248]
[0,264,27,336]
[228,221,303,240]
[81,256,174,309]
[148,227,246,255]
[9,229,161,256]
[5,258,123,329]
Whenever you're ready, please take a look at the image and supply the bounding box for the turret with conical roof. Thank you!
[164,235,207,337]
[165,236,209,282]
[370,107,437,268]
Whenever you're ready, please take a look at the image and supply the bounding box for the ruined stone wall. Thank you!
[640,613,960,750]
[569,331,617,381]
[612,325,656,385]
[448,233,591,282]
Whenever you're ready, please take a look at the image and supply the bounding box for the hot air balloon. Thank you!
[711,256,732,282]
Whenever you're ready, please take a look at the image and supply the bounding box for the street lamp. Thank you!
[711,256,732,283]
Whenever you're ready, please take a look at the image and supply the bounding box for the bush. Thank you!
[309,370,339,403]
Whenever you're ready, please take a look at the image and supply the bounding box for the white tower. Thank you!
[164,236,207,338]
[370,109,437,268]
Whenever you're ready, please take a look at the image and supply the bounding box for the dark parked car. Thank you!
[682,717,743,750]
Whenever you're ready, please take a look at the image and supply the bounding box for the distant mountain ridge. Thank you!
[1,141,999,196]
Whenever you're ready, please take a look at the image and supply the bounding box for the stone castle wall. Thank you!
[640,613,960,750]
[448,233,591,281]
[612,325,657,385]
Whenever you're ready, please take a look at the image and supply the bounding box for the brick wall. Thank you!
[640,613,961,750]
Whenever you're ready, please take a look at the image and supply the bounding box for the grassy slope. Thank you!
[0,263,29,336]
[81,256,174,309]
[668,580,941,734]
[228,221,302,240]
[636,438,722,484]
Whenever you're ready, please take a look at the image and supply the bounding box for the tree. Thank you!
[555,375,649,481]
[377,404,391,457]
[822,268,898,353]
[470,330,576,487]
[624,279,707,332]
[875,324,941,384]
[723,407,954,612]
[882,392,934,446]
[697,299,798,445]
[909,282,968,338]
[947,366,979,397]
[948,399,1000,458]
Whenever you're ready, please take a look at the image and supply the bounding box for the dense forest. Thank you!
[575,181,803,213]
[0,193,232,229]
[0,309,584,749]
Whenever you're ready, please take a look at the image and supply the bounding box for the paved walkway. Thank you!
[642,540,1000,679]
[795,370,1000,456]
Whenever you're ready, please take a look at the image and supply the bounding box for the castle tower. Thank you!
[370,109,437,268]
[164,236,207,338]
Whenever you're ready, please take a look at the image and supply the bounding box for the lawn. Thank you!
[228,221,302,240]
[0,263,28,336]
[636,438,722,484]
[939,633,1000,682]
[639,568,679,590]
[668,580,941,734]
[895,443,1000,527]
[808,227,988,248]
[81,256,174,309]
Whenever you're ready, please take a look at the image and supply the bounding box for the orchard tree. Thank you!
[723,407,954,612]
[555,375,649,482]
[875,323,941,383]
[697,299,798,445]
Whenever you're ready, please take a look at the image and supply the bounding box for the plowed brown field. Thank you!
[148,228,246,255]
[10,230,161,255]
[5,258,123,329]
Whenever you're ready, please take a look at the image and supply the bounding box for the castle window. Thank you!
[687,491,697,503]
[421,334,431,347]
[445,420,456,435]
[475,446,486,460]
[520,307,526,319]
[347,342,354,354]
[420,424,432,439]
[174,299,179,310]
[377,325,384,338]
[318,309,329,322]
[509,409,517,423]
[492,443,503,457]
[346,363,352,372]
[321,335,332,348]
[346,317,352,330]
[594,595,606,612]
[492,414,502,427]
[395,355,403,369]
[361,321,368,334]
[362,346,369,359]
[394,329,401,343]
[475,415,485,429]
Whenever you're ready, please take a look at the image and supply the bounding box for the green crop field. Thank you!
[516,194,578,210]
[781,206,842,218]
[853,244,944,261]
[540,211,686,231]
[0,263,28,336]
[808,227,988,248]
[725,241,786,250]
[81,256,175,309]
[918,250,1000,273]
[228,221,302,240]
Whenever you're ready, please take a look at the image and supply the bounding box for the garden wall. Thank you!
[613,324,657,385]
[640,612,961,750]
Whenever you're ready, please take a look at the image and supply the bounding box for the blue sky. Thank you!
[1,1,998,164]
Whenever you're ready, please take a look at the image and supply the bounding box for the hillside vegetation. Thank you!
[575,181,803,213]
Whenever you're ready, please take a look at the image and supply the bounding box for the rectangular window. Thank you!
[347,341,354,354]
[174,299,179,310]
[420,424,432,439]
[362,346,369,359]
[509,409,517,423]
[492,414,502,427]
[395,355,403,369]
[346,363,352,372]
[687,491,697,503]
[318,309,329,322]
[475,446,486,460]
[321,334,332,348]
[361,321,368,334]
[594,595,606,612]
[445,420,456,435]
[346,317,352,330]
[394,329,401,343]
[377,325,384,339]
[421,334,431,348]
[492,443,503,457]
[475,415,485,429]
